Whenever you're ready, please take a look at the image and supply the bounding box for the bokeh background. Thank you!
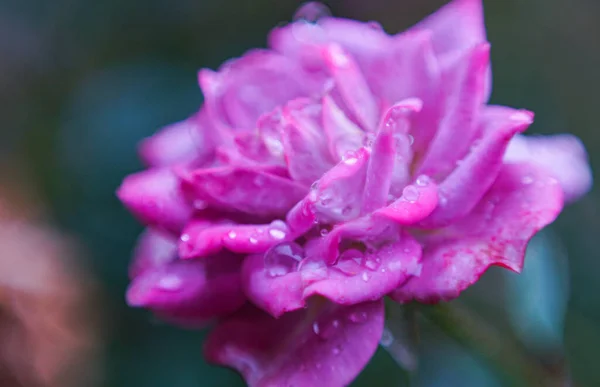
[1,0,598,385]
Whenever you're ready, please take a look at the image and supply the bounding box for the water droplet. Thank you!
[408,134,414,146]
[367,21,383,30]
[415,175,430,186]
[269,228,286,240]
[380,268,387,273]
[521,176,533,185]
[438,193,448,206]
[348,311,368,323]
[227,231,237,239]
[380,328,394,347]
[402,185,420,203]
[336,251,362,276]
[364,133,375,147]
[193,200,207,210]
[328,44,350,68]
[332,345,342,355]
[293,2,331,23]
[319,228,329,237]
[157,274,183,291]
[249,237,258,244]
[299,259,328,282]
[310,181,318,191]
[254,175,266,187]
[344,157,358,165]
[180,233,190,242]
[341,205,353,216]
[264,242,305,277]
[362,255,379,271]
[319,192,333,206]
[362,272,370,281]
[312,321,321,335]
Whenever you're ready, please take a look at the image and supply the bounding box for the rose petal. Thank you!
[374,175,438,225]
[412,0,491,100]
[417,43,490,179]
[322,95,364,161]
[281,99,336,185]
[504,133,592,203]
[304,235,422,304]
[199,50,325,130]
[138,110,211,168]
[392,162,564,303]
[129,228,177,279]
[180,220,292,259]
[322,44,378,130]
[116,168,192,233]
[126,253,245,327]
[204,300,384,387]
[419,107,533,228]
[182,166,306,217]
[363,100,422,213]
[312,147,370,224]
[242,253,305,317]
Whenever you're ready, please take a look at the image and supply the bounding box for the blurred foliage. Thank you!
[1,0,599,386]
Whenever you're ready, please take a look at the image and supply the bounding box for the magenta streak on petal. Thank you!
[204,300,384,387]
[129,228,177,279]
[322,43,378,130]
[419,108,533,228]
[116,168,192,234]
[417,43,490,179]
[392,162,564,303]
[373,175,438,225]
[322,95,364,161]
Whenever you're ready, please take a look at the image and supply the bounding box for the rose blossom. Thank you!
[117,1,592,385]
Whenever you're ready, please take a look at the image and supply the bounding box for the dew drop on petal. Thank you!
[332,345,342,355]
[193,200,207,210]
[361,272,370,282]
[299,258,328,282]
[312,321,321,335]
[344,157,358,165]
[521,175,534,185]
[415,174,431,186]
[157,274,183,291]
[264,242,305,277]
[180,233,190,242]
[348,311,368,323]
[249,237,258,244]
[341,205,353,216]
[269,228,286,240]
[227,230,237,239]
[319,228,329,237]
[293,2,331,23]
[362,255,379,271]
[402,185,420,203]
[367,20,383,30]
[380,328,394,347]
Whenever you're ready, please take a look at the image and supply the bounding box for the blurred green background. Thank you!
[1,0,598,385]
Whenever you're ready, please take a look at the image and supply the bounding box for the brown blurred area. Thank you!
[0,161,101,387]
